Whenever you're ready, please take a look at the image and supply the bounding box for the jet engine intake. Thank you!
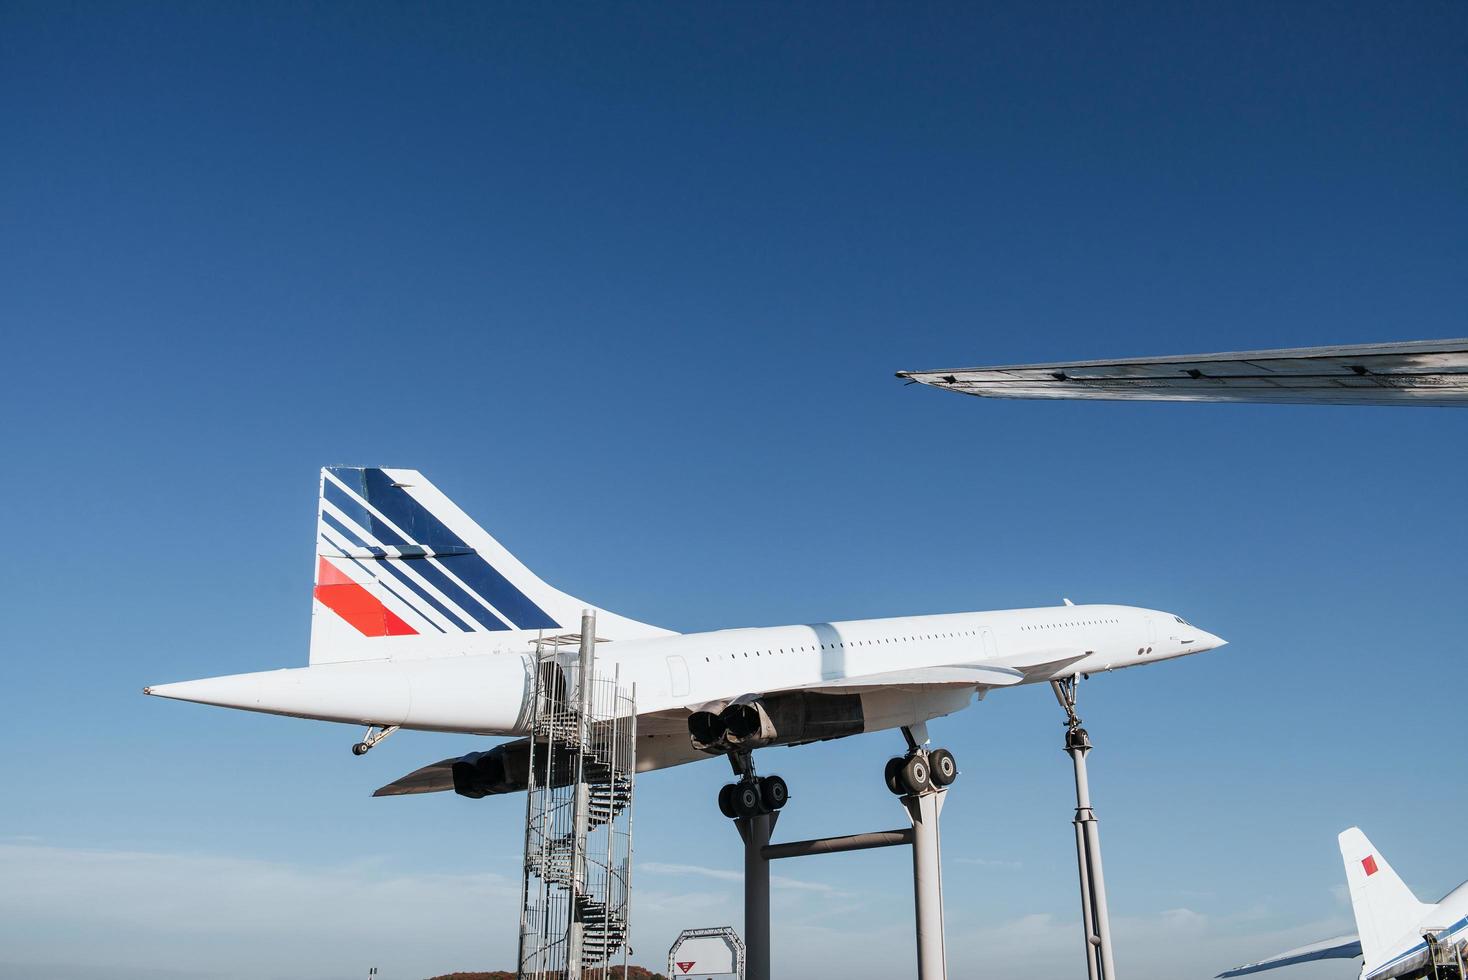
[687,703,729,749]
[687,691,863,753]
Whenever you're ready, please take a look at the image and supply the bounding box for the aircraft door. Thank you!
[666,656,690,698]
[980,628,998,660]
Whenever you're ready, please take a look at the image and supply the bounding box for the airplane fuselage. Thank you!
[147,603,1224,766]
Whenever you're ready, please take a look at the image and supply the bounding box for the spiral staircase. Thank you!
[517,625,636,979]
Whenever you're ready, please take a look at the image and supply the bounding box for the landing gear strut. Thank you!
[717,728,954,980]
[717,749,782,980]
[351,724,399,756]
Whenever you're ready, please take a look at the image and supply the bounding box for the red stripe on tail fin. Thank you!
[314,557,417,636]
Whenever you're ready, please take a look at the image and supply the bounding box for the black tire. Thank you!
[733,780,764,817]
[884,757,906,795]
[760,775,789,811]
[901,754,932,795]
[929,748,958,787]
[352,742,370,756]
[718,783,738,819]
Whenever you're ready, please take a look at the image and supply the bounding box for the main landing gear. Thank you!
[717,750,789,818]
[714,725,953,980]
[884,723,959,796]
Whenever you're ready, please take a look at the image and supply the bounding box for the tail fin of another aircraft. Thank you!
[310,466,673,663]
[1338,827,1430,968]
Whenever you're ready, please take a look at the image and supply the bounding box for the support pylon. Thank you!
[1053,676,1117,980]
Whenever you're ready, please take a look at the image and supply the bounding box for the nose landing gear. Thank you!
[351,724,400,756]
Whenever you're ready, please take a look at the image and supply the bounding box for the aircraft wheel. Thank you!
[901,754,932,795]
[929,748,958,787]
[760,775,789,811]
[884,757,906,795]
[718,783,738,819]
[351,742,370,756]
[733,780,764,818]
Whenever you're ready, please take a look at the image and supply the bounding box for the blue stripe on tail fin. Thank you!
[310,466,675,664]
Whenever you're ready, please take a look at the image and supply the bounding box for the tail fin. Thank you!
[1339,827,1431,967]
[310,466,673,664]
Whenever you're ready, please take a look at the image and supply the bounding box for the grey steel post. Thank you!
[567,609,597,980]
[1054,677,1116,980]
[736,811,777,980]
[901,790,948,980]
[1074,809,1101,980]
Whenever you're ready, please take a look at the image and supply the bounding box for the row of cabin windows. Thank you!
[703,629,982,663]
[1022,618,1120,631]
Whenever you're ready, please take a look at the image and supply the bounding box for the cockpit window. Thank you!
[1174,616,1188,624]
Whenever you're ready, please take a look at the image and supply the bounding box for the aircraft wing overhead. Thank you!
[1216,935,1363,977]
[897,339,1468,407]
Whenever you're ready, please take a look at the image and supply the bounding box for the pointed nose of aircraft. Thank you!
[1198,630,1228,652]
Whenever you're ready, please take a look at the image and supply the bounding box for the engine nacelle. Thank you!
[451,742,534,798]
[687,691,863,753]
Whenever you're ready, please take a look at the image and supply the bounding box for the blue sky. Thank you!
[2,3,1465,978]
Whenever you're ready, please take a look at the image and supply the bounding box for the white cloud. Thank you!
[952,855,1024,869]
[640,859,849,895]
[640,860,743,883]
[1159,906,1209,932]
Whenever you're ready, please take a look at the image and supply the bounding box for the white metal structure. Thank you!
[1218,828,1468,979]
[897,339,1468,407]
[669,926,744,980]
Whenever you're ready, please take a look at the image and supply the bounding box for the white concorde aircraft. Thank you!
[1219,829,1468,980]
[145,467,1225,805]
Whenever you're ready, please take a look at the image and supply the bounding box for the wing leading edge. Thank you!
[897,339,1468,407]
[1216,935,1363,977]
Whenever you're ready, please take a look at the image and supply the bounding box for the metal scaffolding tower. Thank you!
[518,611,637,980]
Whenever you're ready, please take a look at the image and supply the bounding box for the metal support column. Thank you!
[1053,676,1117,980]
[566,610,596,980]
[736,811,778,980]
[728,764,952,980]
[902,790,948,980]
